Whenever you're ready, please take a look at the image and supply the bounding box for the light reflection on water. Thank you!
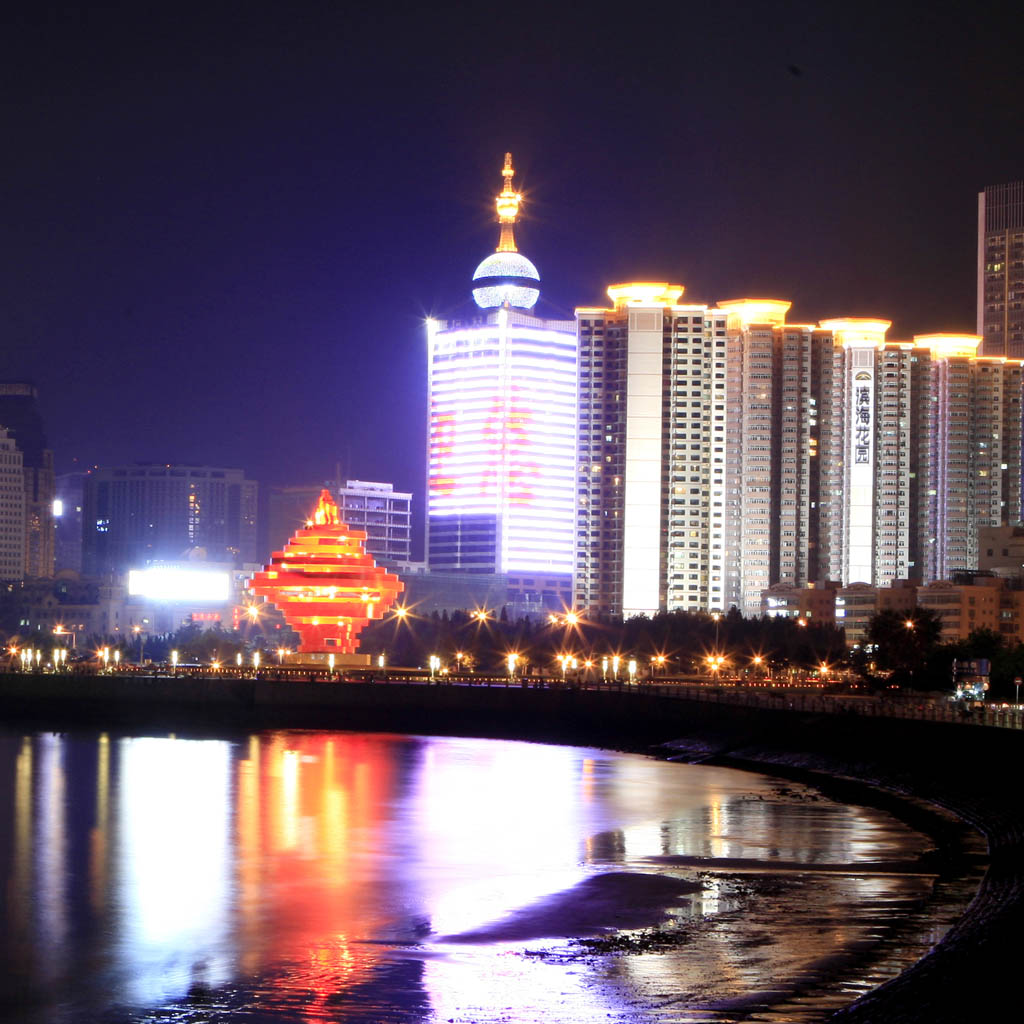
[0,728,962,1023]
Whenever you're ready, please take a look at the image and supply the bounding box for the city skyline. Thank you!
[2,5,1023,511]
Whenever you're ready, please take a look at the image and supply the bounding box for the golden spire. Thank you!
[494,152,521,253]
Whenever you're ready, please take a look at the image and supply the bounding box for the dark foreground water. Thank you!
[0,729,977,1023]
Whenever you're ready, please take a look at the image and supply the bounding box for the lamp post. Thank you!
[170,649,178,674]
[429,654,440,680]
[627,658,637,684]
[506,652,518,681]
[611,655,620,682]
[53,625,77,650]
[132,625,146,666]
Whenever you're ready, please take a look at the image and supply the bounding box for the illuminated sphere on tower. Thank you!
[471,152,540,310]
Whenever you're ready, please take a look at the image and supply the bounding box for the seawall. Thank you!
[2,672,1020,1021]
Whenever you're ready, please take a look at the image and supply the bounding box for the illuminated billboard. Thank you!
[128,567,230,603]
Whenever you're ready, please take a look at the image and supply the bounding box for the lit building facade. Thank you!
[427,155,577,580]
[723,302,836,614]
[917,335,1023,581]
[978,182,1024,357]
[574,285,728,617]
[83,464,258,575]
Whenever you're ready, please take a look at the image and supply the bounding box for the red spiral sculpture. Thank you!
[247,490,403,654]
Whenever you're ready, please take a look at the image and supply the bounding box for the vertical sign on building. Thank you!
[847,363,875,582]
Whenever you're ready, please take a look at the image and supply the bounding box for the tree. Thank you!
[866,608,943,687]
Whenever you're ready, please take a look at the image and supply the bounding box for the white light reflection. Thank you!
[115,737,232,1005]
[36,733,68,980]
[413,739,586,938]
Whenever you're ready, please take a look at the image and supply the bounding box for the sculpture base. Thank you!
[283,652,371,668]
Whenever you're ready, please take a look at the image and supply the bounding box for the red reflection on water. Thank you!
[235,733,401,1009]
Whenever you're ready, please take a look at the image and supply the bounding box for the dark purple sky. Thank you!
[3,2,1023,511]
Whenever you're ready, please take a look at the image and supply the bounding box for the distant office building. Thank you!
[427,154,576,588]
[978,182,1024,357]
[916,335,1023,581]
[54,472,85,573]
[269,481,412,567]
[337,481,411,564]
[0,381,56,577]
[0,428,26,580]
[723,302,836,614]
[82,464,258,575]
[760,580,839,625]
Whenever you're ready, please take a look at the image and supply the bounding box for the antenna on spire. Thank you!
[494,152,521,253]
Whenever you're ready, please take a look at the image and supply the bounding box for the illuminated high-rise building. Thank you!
[978,182,1024,357]
[574,285,728,617]
[427,155,577,585]
[722,302,836,614]
[824,328,1022,590]
[916,335,1023,581]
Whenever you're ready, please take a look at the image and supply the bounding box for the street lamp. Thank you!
[429,654,440,680]
[601,656,608,681]
[236,652,243,669]
[611,655,620,681]
[113,650,121,668]
[627,658,637,684]
[53,624,77,649]
[101,647,110,671]
[507,652,518,680]
[132,624,146,666]
[252,650,260,670]
[170,649,178,673]
[328,653,335,673]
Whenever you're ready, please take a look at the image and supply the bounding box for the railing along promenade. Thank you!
[5,665,1021,731]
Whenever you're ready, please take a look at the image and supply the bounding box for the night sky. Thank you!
[3,2,1023,533]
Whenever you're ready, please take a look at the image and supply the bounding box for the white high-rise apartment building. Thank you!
[574,284,728,617]
[916,335,1023,581]
[824,329,1022,589]
[722,301,836,614]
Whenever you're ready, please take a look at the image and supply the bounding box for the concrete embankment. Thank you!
[1,672,1020,1021]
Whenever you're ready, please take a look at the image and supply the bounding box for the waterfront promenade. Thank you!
[2,669,1022,1021]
